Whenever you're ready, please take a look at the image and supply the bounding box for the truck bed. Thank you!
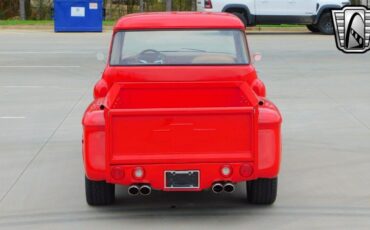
[104,82,259,165]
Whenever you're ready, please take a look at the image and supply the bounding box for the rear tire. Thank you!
[232,12,247,27]
[306,24,320,33]
[85,176,115,206]
[247,178,277,205]
[317,12,334,35]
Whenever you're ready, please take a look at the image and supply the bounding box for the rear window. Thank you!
[110,30,249,66]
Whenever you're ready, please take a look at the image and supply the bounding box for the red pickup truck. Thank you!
[82,12,282,206]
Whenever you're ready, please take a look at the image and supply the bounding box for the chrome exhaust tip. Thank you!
[223,183,235,193]
[212,183,224,193]
[128,185,140,196]
[139,185,152,196]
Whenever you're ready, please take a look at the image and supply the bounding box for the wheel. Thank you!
[85,176,115,206]
[317,12,334,35]
[247,178,277,205]
[306,24,320,33]
[232,12,247,27]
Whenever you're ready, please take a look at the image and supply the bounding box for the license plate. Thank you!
[165,170,199,189]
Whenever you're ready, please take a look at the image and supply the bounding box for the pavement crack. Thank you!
[318,89,370,131]
[0,89,89,205]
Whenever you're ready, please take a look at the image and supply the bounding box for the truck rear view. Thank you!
[82,12,282,206]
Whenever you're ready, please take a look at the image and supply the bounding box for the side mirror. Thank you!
[253,52,262,62]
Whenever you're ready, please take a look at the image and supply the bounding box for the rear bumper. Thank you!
[107,162,256,191]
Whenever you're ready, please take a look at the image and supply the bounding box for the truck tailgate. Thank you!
[104,82,259,165]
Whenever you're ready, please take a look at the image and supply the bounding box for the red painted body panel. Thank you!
[82,12,282,191]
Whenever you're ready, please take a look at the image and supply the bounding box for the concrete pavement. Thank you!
[0,30,370,229]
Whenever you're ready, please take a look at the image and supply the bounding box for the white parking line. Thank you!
[0,117,26,119]
[0,51,95,54]
[0,85,85,90]
[0,85,83,90]
[0,86,43,88]
[0,66,80,68]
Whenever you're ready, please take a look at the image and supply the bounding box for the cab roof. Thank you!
[114,12,245,30]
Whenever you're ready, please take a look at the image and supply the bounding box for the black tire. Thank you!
[232,12,247,27]
[85,176,115,206]
[306,24,320,33]
[317,12,334,35]
[247,178,277,205]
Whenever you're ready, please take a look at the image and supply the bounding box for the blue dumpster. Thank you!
[54,0,103,32]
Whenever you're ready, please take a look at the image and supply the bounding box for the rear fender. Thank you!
[222,4,256,25]
[314,4,341,24]
[82,101,106,180]
[257,99,282,178]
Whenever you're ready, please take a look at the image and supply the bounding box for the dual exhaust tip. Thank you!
[128,185,151,196]
[212,182,235,193]
[129,183,234,195]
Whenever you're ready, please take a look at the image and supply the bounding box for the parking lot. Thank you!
[0,30,370,229]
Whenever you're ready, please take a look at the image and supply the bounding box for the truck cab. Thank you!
[197,0,351,34]
[82,12,282,206]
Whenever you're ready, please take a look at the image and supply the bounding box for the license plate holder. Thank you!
[165,170,199,189]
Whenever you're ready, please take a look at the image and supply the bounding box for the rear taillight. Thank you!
[111,166,124,180]
[240,163,253,178]
[204,0,212,9]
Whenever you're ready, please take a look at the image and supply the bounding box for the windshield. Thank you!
[110,30,249,66]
